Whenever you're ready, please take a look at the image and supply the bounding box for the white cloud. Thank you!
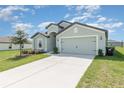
[12,23,33,31]
[87,23,114,32]
[66,5,100,22]
[33,5,47,9]
[69,12,94,22]
[0,6,29,21]
[64,13,70,18]
[31,9,36,15]
[76,5,84,11]
[65,5,75,11]
[69,16,86,22]
[83,6,100,13]
[75,5,100,15]
[87,21,124,33]
[97,16,107,22]
[38,21,55,31]
[111,22,123,28]
[31,6,48,15]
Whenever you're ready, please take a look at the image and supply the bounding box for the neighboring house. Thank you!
[31,20,108,55]
[0,36,32,50]
[108,40,124,47]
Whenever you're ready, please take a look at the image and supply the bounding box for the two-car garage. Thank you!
[56,23,107,56]
[60,36,97,55]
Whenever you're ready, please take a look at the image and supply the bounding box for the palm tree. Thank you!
[11,30,28,56]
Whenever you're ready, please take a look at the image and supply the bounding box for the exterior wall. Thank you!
[0,43,32,50]
[59,22,71,28]
[46,33,56,52]
[56,24,106,55]
[32,34,46,51]
[47,25,59,34]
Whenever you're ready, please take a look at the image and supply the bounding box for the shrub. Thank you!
[98,49,104,56]
[53,47,58,54]
[31,50,35,54]
[22,50,28,54]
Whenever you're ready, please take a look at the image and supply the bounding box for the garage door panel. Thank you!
[61,38,76,54]
[61,37,96,55]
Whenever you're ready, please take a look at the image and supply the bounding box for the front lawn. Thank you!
[0,50,19,60]
[77,47,124,88]
[0,50,49,72]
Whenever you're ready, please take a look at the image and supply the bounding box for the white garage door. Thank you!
[61,36,96,55]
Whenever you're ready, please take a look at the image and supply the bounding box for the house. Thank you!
[31,20,108,55]
[0,36,32,50]
[108,40,124,47]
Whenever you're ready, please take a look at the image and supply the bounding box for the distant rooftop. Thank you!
[0,36,11,43]
[108,40,122,42]
[0,36,32,44]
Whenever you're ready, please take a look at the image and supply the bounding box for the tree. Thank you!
[11,30,28,56]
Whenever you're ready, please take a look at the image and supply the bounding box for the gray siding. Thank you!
[47,25,60,34]
[47,34,56,52]
[32,34,46,51]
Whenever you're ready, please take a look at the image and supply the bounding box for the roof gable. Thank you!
[0,36,11,43]
[31,32,48,38]
[57,22,108,38]
[45,23,58,29]
[58,20,72,25]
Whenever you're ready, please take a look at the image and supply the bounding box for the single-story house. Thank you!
[0,36,32,50]
[31,20,108,55]
[108,40,124,47]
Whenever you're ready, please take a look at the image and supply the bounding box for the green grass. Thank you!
[0,50,49,72]
[0,50,19,60]
[76,47,124,88]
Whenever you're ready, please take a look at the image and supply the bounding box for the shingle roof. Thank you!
[31,32,48,38]
[45,20,72,29]
[0,36,32,44]
[57,20,72,25]
[0,36,11,43]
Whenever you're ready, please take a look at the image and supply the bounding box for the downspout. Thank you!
[33,39,36,50]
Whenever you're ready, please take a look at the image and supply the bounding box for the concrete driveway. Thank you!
[0,54,95,88]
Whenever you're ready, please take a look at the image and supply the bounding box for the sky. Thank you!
[0,5,124,41]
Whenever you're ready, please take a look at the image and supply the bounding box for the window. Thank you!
[21,44,24,48]
[9,43,12,49]
[39,40,42,48]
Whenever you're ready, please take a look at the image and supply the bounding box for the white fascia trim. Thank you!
[59,38,61,52]
[59,35,98,55]
[96,36,99,55]
[45,38,47,51]
[33,39,35,50]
